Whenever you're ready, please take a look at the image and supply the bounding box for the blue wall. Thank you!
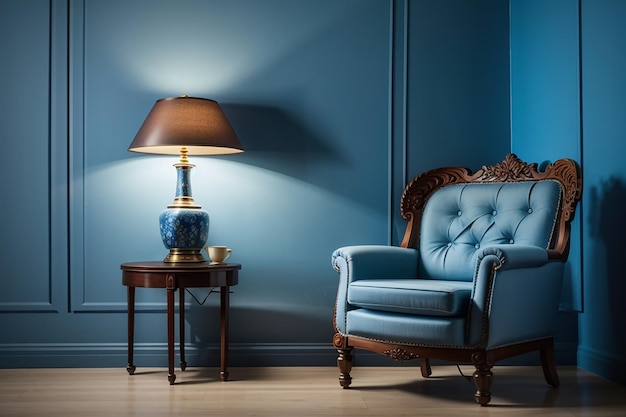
[18,0,624,376]
[578,0,626,384]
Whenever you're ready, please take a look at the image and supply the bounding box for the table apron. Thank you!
[122,270,238,288]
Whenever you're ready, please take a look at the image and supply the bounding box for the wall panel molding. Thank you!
[0,0,69,314]
[0,302,58,313]
[69,0,87,312]
[50,0,71,314]
[390,0,409,245]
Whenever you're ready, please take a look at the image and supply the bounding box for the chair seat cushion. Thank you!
[346,309,467,346]
[348,279,473,317]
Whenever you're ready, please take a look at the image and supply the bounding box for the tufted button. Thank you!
[492,210,497,216]
[509,239,514,244]
[457,211,462,217]
[447,242,452,247]
[528,208,533,214]
[474,243,480,249]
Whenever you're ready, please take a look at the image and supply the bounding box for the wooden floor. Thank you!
[1,366,625,416]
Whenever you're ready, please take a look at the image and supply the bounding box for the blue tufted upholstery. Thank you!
[419,181,560,281]
[331,154,582,405]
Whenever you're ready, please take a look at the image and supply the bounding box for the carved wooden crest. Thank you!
[474,153,539,182]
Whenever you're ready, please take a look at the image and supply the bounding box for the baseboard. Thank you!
[0,343,338,368]
[0,341,580,369]
[577,346,626,385]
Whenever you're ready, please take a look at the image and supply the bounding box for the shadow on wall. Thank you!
[588,176,626,357]
[222,103,344,177]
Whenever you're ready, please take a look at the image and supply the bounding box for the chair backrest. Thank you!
[400,154,582,281]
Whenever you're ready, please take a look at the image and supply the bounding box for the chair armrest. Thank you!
[477,245,548,270]
[332,245,419,334]
[332,245,419,281]
[467,245,564,348]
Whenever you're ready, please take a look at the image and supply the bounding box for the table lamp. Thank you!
[128,95,243,262]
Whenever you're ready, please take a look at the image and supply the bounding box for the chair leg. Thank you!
[420,358,432,378]
[336,347,353,389]
[471,351,493,406]
[540,338,560,387]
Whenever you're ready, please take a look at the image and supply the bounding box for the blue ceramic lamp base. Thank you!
[160,207,209,262]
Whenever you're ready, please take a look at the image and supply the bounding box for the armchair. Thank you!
[331,154,582,405]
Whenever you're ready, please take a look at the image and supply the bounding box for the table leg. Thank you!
[126,286,136,375]
[179,288,186,371]
[166,276,176,385]
[220,285,230,381]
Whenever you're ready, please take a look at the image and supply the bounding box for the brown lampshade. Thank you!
[128,96,244,155]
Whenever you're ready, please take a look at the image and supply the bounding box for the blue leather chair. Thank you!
[332,154,582,405]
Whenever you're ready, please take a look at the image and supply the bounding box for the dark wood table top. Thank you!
[121,261,241,271]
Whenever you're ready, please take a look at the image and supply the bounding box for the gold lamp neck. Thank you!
[168,147,200,209]
[179,147,190,164]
